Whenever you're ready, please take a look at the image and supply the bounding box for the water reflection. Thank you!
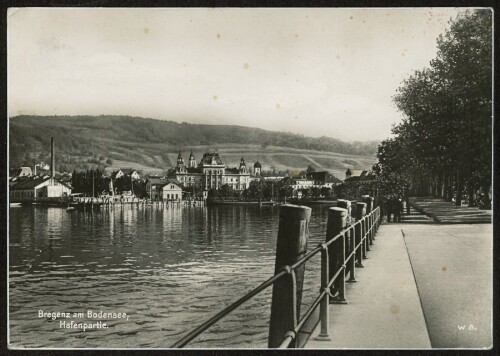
[9,204,331,348]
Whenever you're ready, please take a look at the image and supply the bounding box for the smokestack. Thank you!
[51,137,55,177]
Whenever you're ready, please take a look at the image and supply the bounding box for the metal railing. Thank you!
[171,205,381,348]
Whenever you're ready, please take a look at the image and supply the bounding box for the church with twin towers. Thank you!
[172,151,262,191]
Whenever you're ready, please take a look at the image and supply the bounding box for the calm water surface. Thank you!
[9,204,331,348]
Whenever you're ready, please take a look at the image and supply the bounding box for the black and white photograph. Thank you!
[6,7,493,350]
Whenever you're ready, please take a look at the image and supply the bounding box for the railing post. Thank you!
[347,225,356,282]
[363,215,370,253]
[337,200,354,282]
[355,202,366,267]
[327,207,348,304]
[315,243,331,341]
[362,195,374,243]
[268,204,311,348]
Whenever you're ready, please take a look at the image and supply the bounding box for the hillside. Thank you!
[9,115,379,179]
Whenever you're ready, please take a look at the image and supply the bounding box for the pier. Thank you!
[170,196,492,349]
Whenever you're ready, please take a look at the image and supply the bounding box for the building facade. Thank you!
[10,176,72,201]
[172,152,252,191]
[160,181,183,201]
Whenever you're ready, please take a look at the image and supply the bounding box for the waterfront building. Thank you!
[280,171,343,198]
[172,152,251,192]
[160,181,183,201]
[145,176,168,200]
[306,171,343,188]
[10,176,72,201]
[344,169,375,182]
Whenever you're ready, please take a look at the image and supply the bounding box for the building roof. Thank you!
[10,176,50,190]
[186,167,203,174]
[160,179,185,190]
[200,152,224,166]
[189,151,195,160]
[225,168,240,174]
[346,169,365,177]
[111,169,139,179]
[345,169,375,181]
[146,176,168,185]
[254,161,262,168]
[10,167,33,177]
[10,176,72,190]
[307,171,343,184]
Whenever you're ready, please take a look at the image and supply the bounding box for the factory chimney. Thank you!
[51,137,55,177]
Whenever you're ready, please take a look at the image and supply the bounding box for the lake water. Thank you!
[9,204,332,348]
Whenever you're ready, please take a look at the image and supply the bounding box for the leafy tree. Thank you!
[320,186,332,198]
[383,10,491,207]
[306,165,316,173]
[220,184,235,198]
[311,187,321,198]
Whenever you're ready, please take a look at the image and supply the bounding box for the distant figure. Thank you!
[394,198,402,222]
[405,196,410,214]
[386,197,393,223]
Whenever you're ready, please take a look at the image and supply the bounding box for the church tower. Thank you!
[176,151,186,173]
[189,151,196,168]
[254,161,262,176]
[239,157,247,174]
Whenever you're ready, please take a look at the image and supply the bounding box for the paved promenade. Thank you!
[410,197,492,224]
[402,223,492,348]
[306,224,432,349]
[305,202,492,349]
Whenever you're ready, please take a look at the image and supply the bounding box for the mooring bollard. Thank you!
[336,200,354,282]
[362,195,374,244]
[327,207,348,304]
[355,202,367,267]
[268,204,311,348]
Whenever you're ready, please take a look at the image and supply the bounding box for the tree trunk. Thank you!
[441,170,447,200]
[444,171,452,202]
[436,169,443,198]
[455,169,463,207]
[468,185,475,207]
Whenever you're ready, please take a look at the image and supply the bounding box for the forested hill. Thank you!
[9,115,379,177]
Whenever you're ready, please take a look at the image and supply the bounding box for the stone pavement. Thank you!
[400,207,434,224]
[305,224,431,349]
[305,210,492,349]
[410,197,492,224]
[402,223,492,348]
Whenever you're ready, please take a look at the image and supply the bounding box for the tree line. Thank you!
[374,10,492,208]
[71,169,146,198]
[208,180,338,200]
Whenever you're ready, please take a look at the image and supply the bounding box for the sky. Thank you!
[8,7,466,141]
